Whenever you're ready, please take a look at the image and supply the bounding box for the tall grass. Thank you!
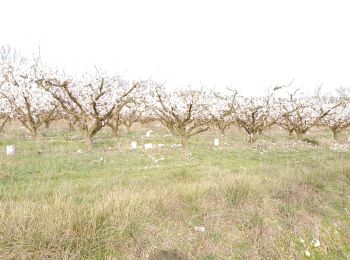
[0,124,349,259]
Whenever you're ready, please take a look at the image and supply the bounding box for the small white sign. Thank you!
[214,138,219,147]
[6,145,15,155]
[194,226,206,232]
[131,141,137,150]
[145,130,152,138]
[144,143,153,150]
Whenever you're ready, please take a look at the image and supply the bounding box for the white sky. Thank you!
[1,0,349,95]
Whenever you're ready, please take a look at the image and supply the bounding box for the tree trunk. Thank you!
[68,123,75,131]
[126,124,131,134]
[44,120,50,129]
[220,127,226,136]
[0,117,9,133]
[111,126,118,138]
[332,129,341,141]
[288,129,294,136]
[66,120,76,131]
[296,131,305,140]
[180,135,189,147]
[0,122,5,133]
[29,128,38,140]
[249,133,256,143]
[82,132,94,151]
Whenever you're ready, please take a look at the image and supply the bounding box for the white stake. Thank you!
[144,143,153,150]
[6,145,15,155]
[146,130,152,138]
[214,138,219,147]
[131,141,137,150]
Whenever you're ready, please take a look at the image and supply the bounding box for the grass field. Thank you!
[0,123,350,259]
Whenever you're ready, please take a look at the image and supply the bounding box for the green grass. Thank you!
[0,124,349,259]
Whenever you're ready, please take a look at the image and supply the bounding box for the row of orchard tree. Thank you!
[1,46,350,150]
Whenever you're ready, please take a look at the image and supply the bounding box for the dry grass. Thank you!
[0,122,349,259]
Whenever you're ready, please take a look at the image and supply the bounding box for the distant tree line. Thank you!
[1,46,349,149]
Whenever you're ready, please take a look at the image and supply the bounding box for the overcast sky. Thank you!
[1,0,349,95]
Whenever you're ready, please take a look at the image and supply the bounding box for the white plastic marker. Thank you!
[144,143,153,150]
[145,130,152,138]
[6,145,15,155]
[131,141,137,150]
[194,226,206,232]
[214,138,219,147]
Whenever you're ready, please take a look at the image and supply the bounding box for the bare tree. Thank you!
[276,90,301,136]
[0,48,57,139]
[0,114,10,133]
[232,93,277,143]
[210,89,238,135]
[106,84,146,137]
[106,108,122,138]
[38,72,141,150]
[42,108,62,129]
[277,89,342,139]
[62,113,78,131]
[120,102,144,134]
[0,93,12,133]
[321,97,350,141]
[152,85,210,146]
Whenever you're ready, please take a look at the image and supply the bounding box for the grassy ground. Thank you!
[0,123,350,259]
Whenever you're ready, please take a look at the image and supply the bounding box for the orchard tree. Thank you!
[0,113,11,134]
[106,102,143,138]
[152,85,210,146]
[0,48,57,139]
[62,113,78,131]
[38,71,142,150]
[0,67,11,134]
[0,95,12,133]
[222,85,295,142]
[321,97,350,141]
[120,100,145,134]
[106,82,146,137]
[277,89,341,139]
[42,109,61,129]
[209,89,238,135]
[276,89,302,136]
[232,92,277,143]
[106,107,122,138]
[140,94,158,126]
